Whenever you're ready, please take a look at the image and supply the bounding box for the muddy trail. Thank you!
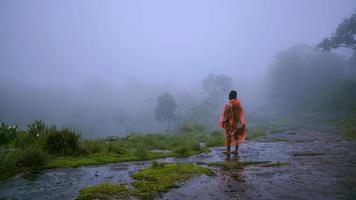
[1,123,355,200]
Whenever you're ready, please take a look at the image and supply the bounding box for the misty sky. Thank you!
[0,0,355,88]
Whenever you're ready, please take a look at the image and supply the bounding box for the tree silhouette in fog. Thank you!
[201,74,232,128]
[202,74,232,107]
[155,93,177,131]
[317,10,356,51]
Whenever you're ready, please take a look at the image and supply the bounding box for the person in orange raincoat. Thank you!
[218,90,247,155]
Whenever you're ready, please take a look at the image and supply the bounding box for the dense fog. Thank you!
[1,0,355,138]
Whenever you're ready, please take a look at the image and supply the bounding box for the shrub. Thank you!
[28,120,47,139]
[13,132,34,148]
[15,145,47,167]
[45,128,80,156]
[0,151,18,179]
[81,140,108,154]
[0,123,20,146]
[108,142,127,155]
[173,145,189,157]
[134,144,148,160]
[151,160,165,168]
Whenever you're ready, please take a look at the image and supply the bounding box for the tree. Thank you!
[267,45,346,112]
[155,92,177,131]
[317,11,356,51]
[202,74,232,106]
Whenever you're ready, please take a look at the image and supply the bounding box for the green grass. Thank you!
[246,125,267,140]
[131,163,213,199]
[0,130,221,180]
[76,183,130,200]
[76,163,213,200]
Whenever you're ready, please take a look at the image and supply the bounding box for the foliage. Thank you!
[202,74,232,105]
[155,92,177,130]
[76,163,213,200]
[15,145,47,167]
[0,120,223,179]
[201,74,232,129]
[0,122,20,146]
[27,120,47,139]
[134,143,149,160]
[80,140,108,154]
[131,163,213,199]
[151,160,165,168]
[0,145,48,179]
[76,183,129,200]
[266,45,354,113]
[0,150,18,179]
[317,10,356,51]
[45,128,80,156]
[206,130,224,147]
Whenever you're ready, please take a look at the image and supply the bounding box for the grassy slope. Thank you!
[0,131,223,179]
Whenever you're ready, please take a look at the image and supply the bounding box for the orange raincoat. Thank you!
[219,99,247,146]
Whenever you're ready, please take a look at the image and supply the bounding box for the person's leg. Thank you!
[224,131,231,154]
[232,129,241,155]
[233,145,239,155]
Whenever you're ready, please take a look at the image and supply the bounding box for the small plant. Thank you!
[80,140,108,154]
[0,151,17,179]
[173,145,189,157]
[206,130,224,147]
[134,144,149,160]
[108,142,127,155]
[151,160,165,168]
[15,145,47,167]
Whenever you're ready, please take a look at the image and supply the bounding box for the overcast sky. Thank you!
[1,0,355,88]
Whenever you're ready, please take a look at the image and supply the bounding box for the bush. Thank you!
[15,145,47,167]
[0,150,17,178]
[81,140,108,154]
[28,120,47,139]
[151,160,165,168]
[13,132,35,148]
[45,128,80,156]
[0,123,20,146]
[134,144,148,160]
[108,142,127,155]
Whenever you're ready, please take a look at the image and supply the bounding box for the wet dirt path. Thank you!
[0,123,355,200]
[159,124,356,200]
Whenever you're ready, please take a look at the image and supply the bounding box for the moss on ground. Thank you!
[76,183,130,200]
[76,163,213,200]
